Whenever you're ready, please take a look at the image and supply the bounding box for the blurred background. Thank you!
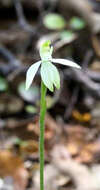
[0,0,100,189]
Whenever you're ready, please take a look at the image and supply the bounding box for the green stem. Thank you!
[39,80,47,190]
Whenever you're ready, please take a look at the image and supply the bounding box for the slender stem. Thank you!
[39,80,47,190]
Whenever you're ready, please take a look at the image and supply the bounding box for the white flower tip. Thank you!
[75,64,81,69]
[52,58,81,69]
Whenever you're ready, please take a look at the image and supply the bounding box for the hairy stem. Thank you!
[39,80,47,190]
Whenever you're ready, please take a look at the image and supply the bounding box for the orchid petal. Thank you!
[26,61,41,90]
[51,58,81,69]
[41,61,60,92]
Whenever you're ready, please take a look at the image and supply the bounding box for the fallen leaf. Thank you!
[0,150,29,190]
[20,140,38,155]
[72,110,91,122]
[67,142,80,156]
[76,149,93,163]
[0,150,23,177]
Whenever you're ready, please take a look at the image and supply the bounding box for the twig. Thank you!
[87,70,100,82]
[64,68,100,99]
[64,86,79,120]
[0,45,21,75]
[44,0,59,12]
[59,0,100,33]
[64,51,93,119]
[0,45,20,67]
[82,50,93,69]
[13,0,34,33]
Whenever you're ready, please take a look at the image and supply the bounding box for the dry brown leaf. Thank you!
[64,125,89,142]
[75,141,100,163]
[76,150,93,163]
[0,150,23,177]
[0,150,29,190]
[72,110,91,122]
[67,142,80,156]
[20,140,38,155]
[90,60,100,71]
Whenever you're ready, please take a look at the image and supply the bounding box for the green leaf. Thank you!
[25,105,37,114]
[52,58,81,69]
[26,61,41,90]
[43,13,66,30]
[70,17,85,30]
[41,61,60,92]
[0,76,8,91]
